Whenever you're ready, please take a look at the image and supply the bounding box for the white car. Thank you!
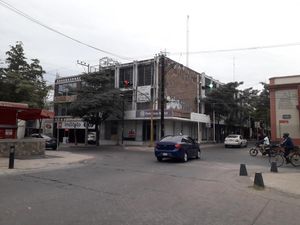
[224,134,247,148]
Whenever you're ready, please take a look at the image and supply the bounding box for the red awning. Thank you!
[0,106,54,123]
[17,109,54,120]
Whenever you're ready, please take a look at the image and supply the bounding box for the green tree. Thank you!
[252,82,270,131]
[0,42,50,108]
[69,70,122,146]
[204,82,242,127]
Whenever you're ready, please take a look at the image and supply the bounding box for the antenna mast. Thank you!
[186,15,189,67]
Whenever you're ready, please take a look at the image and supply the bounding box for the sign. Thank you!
[136,110,172,118]
[279,120,289,124]
[61,120,95,129]
[282,114,291,119]
[136,86,151,103]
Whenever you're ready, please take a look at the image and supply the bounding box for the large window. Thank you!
[55,103,71,116]
[56,82,77,96]
[119,67,133,87]
[138,64,153,86]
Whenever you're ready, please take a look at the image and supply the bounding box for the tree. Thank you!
[204,82,242,126]
[0,42,50,108]
[252,82,270,132]
[69,70,122,146]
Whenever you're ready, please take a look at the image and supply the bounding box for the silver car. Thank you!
[224,134,247,148]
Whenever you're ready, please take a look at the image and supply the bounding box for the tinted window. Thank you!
[160,136,182,142]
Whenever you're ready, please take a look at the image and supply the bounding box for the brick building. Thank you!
[54,56,222,145]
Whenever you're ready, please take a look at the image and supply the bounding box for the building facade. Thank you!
[54,56,222,145]
[269,75,300,145]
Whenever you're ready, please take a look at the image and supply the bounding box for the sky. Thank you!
[1,0,300,90]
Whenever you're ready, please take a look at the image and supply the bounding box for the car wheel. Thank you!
[225,145,228,148]
[195,150,201,159]
[157,157,163,162]
[182,152,188,162]
[52,146,57,150]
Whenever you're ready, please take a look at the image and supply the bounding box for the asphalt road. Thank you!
[0,144,299,225]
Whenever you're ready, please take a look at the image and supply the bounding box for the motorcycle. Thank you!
[249,142,280,156]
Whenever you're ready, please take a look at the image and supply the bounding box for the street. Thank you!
[0,144,299,225]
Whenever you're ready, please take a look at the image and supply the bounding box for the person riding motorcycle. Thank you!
[258,134,270,155]
[281,133,294,164]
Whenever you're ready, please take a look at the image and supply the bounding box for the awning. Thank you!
[0,106,54,124]
[17,109,54,120]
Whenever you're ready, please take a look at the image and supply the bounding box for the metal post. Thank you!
[85,121,88,146]
[213,104,216,143]
[150,101,154,147]
[8,146,15,169]
[120,94,125,145]
[160,55,165,138]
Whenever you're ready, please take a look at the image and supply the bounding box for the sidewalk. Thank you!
[0,150,94,176]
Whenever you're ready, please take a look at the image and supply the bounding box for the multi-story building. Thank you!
[53,56,222,145]
[269,75,300,145]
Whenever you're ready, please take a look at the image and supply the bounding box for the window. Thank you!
[119,67,133,87]
[138,64,153,86]
[57,82,77,96]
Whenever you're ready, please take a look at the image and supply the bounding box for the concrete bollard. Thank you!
[239,164,248,176]
[254,172,265,188]
[8,146,15,169]
[270,162,278,173]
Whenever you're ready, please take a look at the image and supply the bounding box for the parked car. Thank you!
[31,133,57,150]
[154,135,201,162]
[88,132,96,144]
[224,134,247,148]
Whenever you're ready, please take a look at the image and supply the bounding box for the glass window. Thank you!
[119,67,133,87]
[57,83,77,96]
[138,64,153,86]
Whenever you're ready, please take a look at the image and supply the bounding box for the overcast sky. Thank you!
[1,0,300,90]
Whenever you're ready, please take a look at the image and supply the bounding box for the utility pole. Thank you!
[186,15,189,67]
[77,60,90,146]
[160,54,165,138]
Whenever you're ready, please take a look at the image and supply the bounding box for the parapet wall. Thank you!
[0,138,45,158]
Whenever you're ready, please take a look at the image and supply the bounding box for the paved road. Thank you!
[0,145,299,225]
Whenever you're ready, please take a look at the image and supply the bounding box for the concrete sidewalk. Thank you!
[0,150,93,176]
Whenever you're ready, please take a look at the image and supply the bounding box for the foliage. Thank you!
[69,70,122,145]
[252,82,270,127]
[0,42,50,108]
[203,81,269,134]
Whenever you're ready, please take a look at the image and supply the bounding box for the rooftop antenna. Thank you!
[186,15,189,67]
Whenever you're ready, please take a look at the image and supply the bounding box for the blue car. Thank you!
[154,135,201,162]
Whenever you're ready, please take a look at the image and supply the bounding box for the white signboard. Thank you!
[61,120,95,129]
[137,86,151,103]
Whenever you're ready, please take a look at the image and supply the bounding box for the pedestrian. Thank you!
[281,133,294,163]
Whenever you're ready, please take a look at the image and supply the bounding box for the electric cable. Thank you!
[0,0,133,61]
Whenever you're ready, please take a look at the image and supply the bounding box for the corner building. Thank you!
[54,56,221,145]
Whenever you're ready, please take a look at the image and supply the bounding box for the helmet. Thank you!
[283,133,289,138]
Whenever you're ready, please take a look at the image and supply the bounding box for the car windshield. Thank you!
[160,136,182,142]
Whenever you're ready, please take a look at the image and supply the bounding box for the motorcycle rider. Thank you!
[281,133,294,164]
[260,134,270,155]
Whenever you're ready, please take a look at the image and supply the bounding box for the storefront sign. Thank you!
[136,110,172,118]
[61,120,95,129]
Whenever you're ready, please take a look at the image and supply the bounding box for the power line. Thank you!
[169,42,300,56]
[0,0,133,61]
